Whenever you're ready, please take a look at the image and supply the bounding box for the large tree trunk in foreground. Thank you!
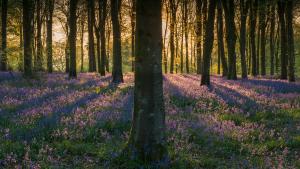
[127,0,167,164]
[201,0,217,86]
[1,0,8,71]
[69,0,78,78]
[87,0,96,72]
[223,0,237,80]
[286,0,295,82]
[46,0,54,73]
[111,0,123,83]
[23,0,35,77]
[217,0,228,77]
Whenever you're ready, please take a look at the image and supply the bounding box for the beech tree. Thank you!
[127,0,168,163]
[1,0,8,71]
[69,0,78,78]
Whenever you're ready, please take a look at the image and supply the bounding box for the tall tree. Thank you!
[270,5,275,76]
[217,0,228,77]
[99,0,107,76]
[87,0,96,72]
[1,0,8,71]
[195,0,202,75]
[239,0,249,79]
[286,0,295,82]
[46,0,55,73]
[111,0,123,83]
[250,0,257,76]
[223,0,237,80]
[277,0,287,80]
[130,0,136,72]
[23,0,35,77]
[259,0,267,76]
[35,0,43,71]
[201,0,217,85]
[169,0,177,74]
[127,0,168,163]
[69,0,78,78]
[183,0,189,73]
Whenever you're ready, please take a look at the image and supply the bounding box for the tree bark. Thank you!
[111,0,123,83]
[223,0,237,80]
[270,5,275,76]
[87,0,96,72]
[217,0,228,77]
[250,0,257,76]
[201,0,217,86]
[23,0,35,77]
[196,0,202,75]
[278,1,287,80]
[35,0,43,71]
[130,0,136,72]
[286,0,295,82]
[127,0,168,164]
[99,0,107,76]
[46,0,54,73]
[69,0,78,78]
[259,1,266,76]
[169,0,177,74]
[1,0,8,71]
[239,0,249,79]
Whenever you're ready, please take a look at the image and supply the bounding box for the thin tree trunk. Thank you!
[36,0,43,71]
[201,0,217,85]
[184,0,189,73]
[250,0,257,76]
[223,0,237,80]
[111,0,123,83]
[23,0,34,77]
[259,1,266,76]
[87,0,96,72]
[69,0,78,78]
[130,0,136,72]
[239,0,249,79]
[1,0,8,71]
[46,0,54,73]
[270,5,275,76]
[278,1,287,80]
[196,0,202,75]
[169,0,176,74]
[99,0,107,76]
[286,0,295,82]
[80,18,84,72]
[217,0,228,77]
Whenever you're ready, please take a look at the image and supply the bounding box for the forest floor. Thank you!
[0,72,299,169]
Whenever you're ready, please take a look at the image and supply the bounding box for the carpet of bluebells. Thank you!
[0,72,299,168]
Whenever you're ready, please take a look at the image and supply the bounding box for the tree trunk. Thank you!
[99,0,107,76]
[130,0,136,72]
[184,0,189,74]
[80,18,84,72]
[111,0,123,83]
[239,0,249,79]
[46,0,54,73]
[223,0,237,80]
[201,0,217,86]
[259,1,266,76]
[169,0,177,74]
[69,0,78,78]
[163,2,169,74]
[1,0,8,71]
[217,0,228,77]
[270,5,275,76]
[286,0,295,82]
[250,0,257,76]
[278,1,287,80]
[87,0,96,72]
[127,0,167,163]
[23,0,34,77]
[196,0,202,75]
[36,0,43,71]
